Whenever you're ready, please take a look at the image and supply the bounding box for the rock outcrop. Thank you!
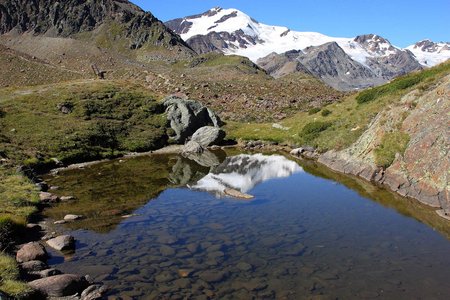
[316,75,450,215]
[163,96,223,143]
[0,0,194,57]
[257,41,421,91]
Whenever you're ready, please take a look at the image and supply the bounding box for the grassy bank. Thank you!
[0,167,38,298]
[0,79,169,170]
[226,61,450,154]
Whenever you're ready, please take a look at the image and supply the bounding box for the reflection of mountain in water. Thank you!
[191,154,302,195]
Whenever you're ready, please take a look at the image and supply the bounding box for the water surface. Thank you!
[44,151,450,299]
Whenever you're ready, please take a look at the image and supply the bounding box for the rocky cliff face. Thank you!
[258,37,424,91]
[317,75,449,214]
[258,42,385,90]
[0,0,194,55]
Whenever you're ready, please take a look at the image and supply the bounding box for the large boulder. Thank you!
[28,274,89,297]
[16,242,48,263]
[164,96,223,143]
[46,235,75,251]
[191,126,226,147]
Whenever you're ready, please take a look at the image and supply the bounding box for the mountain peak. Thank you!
[354,34,397,57]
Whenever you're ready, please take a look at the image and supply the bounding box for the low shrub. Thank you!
[308,107,321,115]
[321,109,332,117]
[300,121,333,144]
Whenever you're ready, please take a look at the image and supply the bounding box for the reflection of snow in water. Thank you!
[191,154,302,194]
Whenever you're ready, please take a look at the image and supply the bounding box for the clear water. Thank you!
[44,151,450,299]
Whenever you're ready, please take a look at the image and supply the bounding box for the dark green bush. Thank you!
[308,107,321,115]
[300,121,333,143]
[321,109,332,116]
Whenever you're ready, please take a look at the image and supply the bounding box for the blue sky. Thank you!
[130,0,450,47]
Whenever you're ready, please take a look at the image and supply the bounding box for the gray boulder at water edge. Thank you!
[163,96,223,143]
[191,126,226,147]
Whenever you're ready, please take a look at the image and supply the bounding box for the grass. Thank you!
[356,62,450,104]
[0,168,38,298]
[226,61,450,151]
[0,253,32,298]
[0,80,168,168]
[374,132,410,168]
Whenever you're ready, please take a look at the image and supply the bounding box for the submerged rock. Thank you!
[46,235,75,251]
[28,274,89,297]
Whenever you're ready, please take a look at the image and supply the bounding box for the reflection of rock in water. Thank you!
[183,150,220,168]
[169,149,226,186]
[191,154,302,195]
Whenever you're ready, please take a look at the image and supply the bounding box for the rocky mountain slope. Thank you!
[0,0,195,61]
[167,7,450,90]
[318,73,449,214]
[257,42,386,90]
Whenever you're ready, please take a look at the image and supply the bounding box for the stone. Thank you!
[54,220,68,224]
[16,242,48,263]
[191,126,226,147]
[155,271,174,283]
[174,278,191,289]
[242,279,268,291]
[156,234,178,245]
[186,243,199,253]
[36,268,62,278]
[60,196,75,201]
[20,260,48,272]
[81,284,107,300]
[46,235,75,251]
[64,214,84,221]
[163,96,223,143]
[28,274,89,297]
[26,223,41,230]
[178,269,194,278]
[39,192,59,203]
[198,270,226,283]
[160,245,175,256]
[236,262,253,272]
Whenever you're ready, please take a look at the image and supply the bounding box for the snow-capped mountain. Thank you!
[166,7,450,90]
[406,40,450,67]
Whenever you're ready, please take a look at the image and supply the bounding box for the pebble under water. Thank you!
[44,151,450,299]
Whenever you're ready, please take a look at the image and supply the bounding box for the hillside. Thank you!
[0,80,169,168]
[0,0,195,63]
[228,61,450,212]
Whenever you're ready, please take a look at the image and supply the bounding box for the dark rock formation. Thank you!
[258,42,384,91]
[0,0,194,55]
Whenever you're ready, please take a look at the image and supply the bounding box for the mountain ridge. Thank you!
[0,0,195,60]
[166,7,450,90]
